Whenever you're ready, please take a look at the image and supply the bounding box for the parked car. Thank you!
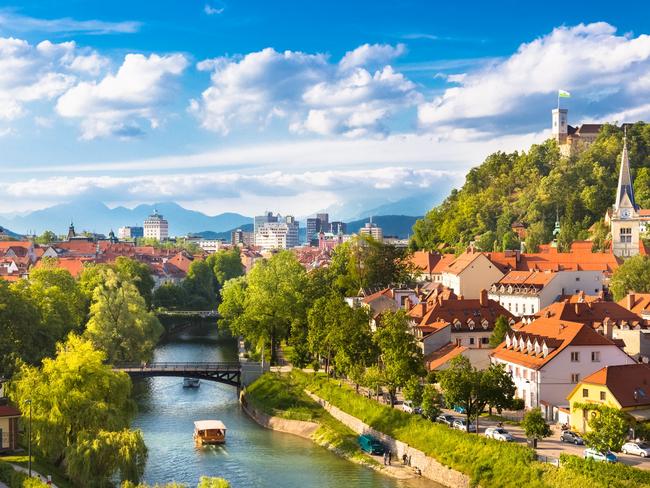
[453,405,466,414]
[401,401,414,414]
[358,434,385,455]
[621,441,650,457]
[584,448,617,463]
[560,431,584,445]
[452,419,477,432]
[484,427,514,441]
[436,414,455,426]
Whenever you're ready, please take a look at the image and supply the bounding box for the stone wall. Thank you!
[240,393,319,440]
[305,391,471,488]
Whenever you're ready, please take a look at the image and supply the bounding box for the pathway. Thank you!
[10,464,59,488]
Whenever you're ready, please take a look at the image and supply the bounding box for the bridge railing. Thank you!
[114,361,241,371]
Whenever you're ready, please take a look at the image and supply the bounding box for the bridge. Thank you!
[114,361,267,388]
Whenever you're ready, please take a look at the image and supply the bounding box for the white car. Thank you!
[401,401,414,413]
[452,419,477,432]
[622,441,650,457]
[484,427,514,441]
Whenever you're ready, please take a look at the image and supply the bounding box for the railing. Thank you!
[114,361,241,371]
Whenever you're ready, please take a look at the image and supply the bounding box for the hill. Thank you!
[411,122,650,253]
[196,223,254,241]
[0,226,23,240]
[346,215,421,238]
[0,201,252,237]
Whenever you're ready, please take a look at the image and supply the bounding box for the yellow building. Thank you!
[567,363,650,433]
[0,402,20,452]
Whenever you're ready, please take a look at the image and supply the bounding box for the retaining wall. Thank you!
[240,393,319,440]
[305,390,472,488]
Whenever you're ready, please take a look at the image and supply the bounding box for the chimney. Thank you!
[404,297,412,311]
[628,293,636,311]
[574,303,580,316]
[480,289,488,307]
[603,320,613,340]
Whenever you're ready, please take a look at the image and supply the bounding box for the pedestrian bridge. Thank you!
[113,361,267,388]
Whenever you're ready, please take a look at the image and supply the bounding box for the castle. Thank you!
[552,107,602,157]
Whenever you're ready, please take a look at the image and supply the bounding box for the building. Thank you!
[330,221,347,235]
[488,269,604,317]
[605,133,650,258]
[552,107,602,157]
[359,219,383,242]
[143,210,169,241]
[196,240,224,253]
[118,226,144,240]
[441,249,505,299]
[491,317,635,416]
[254,212,279,235]
[254,215,299,249]
[0,401,20,452]
[567,364,650,433]
[231,228,254,247]
[306,217,323,246]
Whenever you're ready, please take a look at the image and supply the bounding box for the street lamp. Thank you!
[25,399,32,477]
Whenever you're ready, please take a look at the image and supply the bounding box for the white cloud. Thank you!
[204,4,225,15]
[418,22,650,129]
[56,53,188,139]
[191,44,417,136]
[0,11,141,35]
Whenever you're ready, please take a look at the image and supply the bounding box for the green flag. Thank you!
[558,90,571,98]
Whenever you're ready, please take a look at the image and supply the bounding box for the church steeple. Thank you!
[614,128,637,215]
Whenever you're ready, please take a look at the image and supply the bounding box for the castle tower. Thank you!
[67,220,76,240]
[552,108,568,144]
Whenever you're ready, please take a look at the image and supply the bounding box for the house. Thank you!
[441,249,505,299]
[359,287,420,330]
[619,293,650,321]
[566,364,650,433]
[488,269,604,317]
[0,382,20,453]
[491,316,635,418]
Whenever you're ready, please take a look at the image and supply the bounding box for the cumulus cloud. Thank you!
[418,22,650,131]
[190,43,417,136]
[56,53,188,139]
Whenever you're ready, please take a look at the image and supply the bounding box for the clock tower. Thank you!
[610,132,641,257]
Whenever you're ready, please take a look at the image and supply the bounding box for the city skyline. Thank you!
[3,1,650,218]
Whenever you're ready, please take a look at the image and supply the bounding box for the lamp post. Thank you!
[25,399,32,477]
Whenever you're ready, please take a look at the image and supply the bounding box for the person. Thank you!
[408,455,412,466]
[387,450,392,465]
[383,452,387,465]
[402,453,408,465]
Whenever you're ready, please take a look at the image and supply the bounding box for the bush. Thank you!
[510,397,525,410]
[0,462,48,488]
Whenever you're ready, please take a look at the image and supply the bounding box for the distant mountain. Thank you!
[356,195,439,220]
[346,215,421,239]
[0,201,252,236]
[0,225,23,240]
[196,223,254,241]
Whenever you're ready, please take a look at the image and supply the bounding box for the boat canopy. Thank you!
[194,420,227,431]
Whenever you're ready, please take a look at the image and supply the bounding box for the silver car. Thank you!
[484,427,514,441]
[622,441,650,457]
[452,419,477,432]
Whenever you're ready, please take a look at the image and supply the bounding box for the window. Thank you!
[582,388,589,398]
[620,227,632,243]
[591,351,601,362]
[481,337,489,345]
[515,367,520,378]
[571,373,580,384]
[523,304,527,314]
[570,352,580,362]
[515,303,519,313]
[469,337,475,345]
[600,391,606,401]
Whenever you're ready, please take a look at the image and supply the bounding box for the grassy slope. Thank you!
[288,371,650,488]
[0,455,71,488]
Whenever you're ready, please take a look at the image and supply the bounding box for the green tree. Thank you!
[475,231,497,251]
[501,231,521,251]
[196,478,230,488]
[84,268,163,363]
[114,256,156,308]
[635,167,650,209]
[0,280,41,374]
[35,230,57,245]
[438,356,515,432]
[489,316,511,348]
[153,282,189,310]
[207,249,244,287]
[9,335,138,471]
[521,407,552,441]
[183,260,217,309]
[420,384,443,420]
[524,221,548,253]
[610,255,650,301]
[584,406,630,453]
[373,310,424,406]
[402,376,424,406]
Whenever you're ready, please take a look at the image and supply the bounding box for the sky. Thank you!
[3,0,650,219]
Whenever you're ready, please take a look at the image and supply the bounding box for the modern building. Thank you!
[231,228,254,247]
[359,219,383,242]
[254,212,279,235]
[196,240,224,253]
[254,215,299,249]
[330,221,347,235]
[306,217,323,246]
[605,133,650,258]
[143,210,169,241]
[118,226,144,240]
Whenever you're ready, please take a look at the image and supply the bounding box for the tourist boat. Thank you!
[183,377,200,388]
[194,420,227,445]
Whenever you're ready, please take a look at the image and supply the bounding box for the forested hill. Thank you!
[410,122,650,253]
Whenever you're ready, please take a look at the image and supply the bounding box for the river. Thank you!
[131,324,440,488]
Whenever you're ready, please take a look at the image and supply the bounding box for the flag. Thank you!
[558,90,571,98]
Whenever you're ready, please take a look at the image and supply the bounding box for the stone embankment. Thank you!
[239,392,319,440]
[305,390,472,488]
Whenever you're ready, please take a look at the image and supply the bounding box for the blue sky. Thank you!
[2,1,650,219]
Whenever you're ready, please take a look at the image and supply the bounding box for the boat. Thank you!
[183,377,200,388]
[194,420,227,445]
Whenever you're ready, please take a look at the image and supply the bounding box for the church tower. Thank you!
[552,108,568,144]
[610,132,641,257]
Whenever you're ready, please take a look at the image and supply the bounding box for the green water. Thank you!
[131,324,440,487]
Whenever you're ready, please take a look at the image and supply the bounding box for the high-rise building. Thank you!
[254,212,279,235]
[118,226,144,240]
[255,215,299,249]
[316,213,329,229]
[359,219,383,242]
[231,228,254,247]
[329,221,347,235]
[143,210,169,241]
[306,217,321,246]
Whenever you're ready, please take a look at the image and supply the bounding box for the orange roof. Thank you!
[496,270,556,287]
[578,364,650,408]
[410,251,442,274]
[34,257,91,277]
[484,246,619,273]
[618,293,650,316]
[492,317,624,369]
[166,252,193,274]
[417,294,513,331]
[425,343,467,370]
[0,241,32,249]
[431,254,456,274]
[534,301,643,329]
[442,250,484,275]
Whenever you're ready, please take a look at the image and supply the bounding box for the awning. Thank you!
[194,420,227,430]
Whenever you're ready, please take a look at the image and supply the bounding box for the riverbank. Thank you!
[241,372,442,486]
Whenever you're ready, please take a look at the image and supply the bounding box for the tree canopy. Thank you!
[610,255,650,301]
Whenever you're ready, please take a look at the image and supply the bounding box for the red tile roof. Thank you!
[410,251,442,274]
[578,364,650,408]
[533,301,643,329]
[0,404,21,417]
[425,343,467,370]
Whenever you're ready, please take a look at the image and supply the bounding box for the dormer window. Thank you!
[542,342,549,357]
[505,335,512,348]
[468,319,475,330]
[454,319,461,329]
[482,319,489,329]
[519,337,526,350]
[526,339,533,354]
[508,318,516,326]
[534,340,541,355]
